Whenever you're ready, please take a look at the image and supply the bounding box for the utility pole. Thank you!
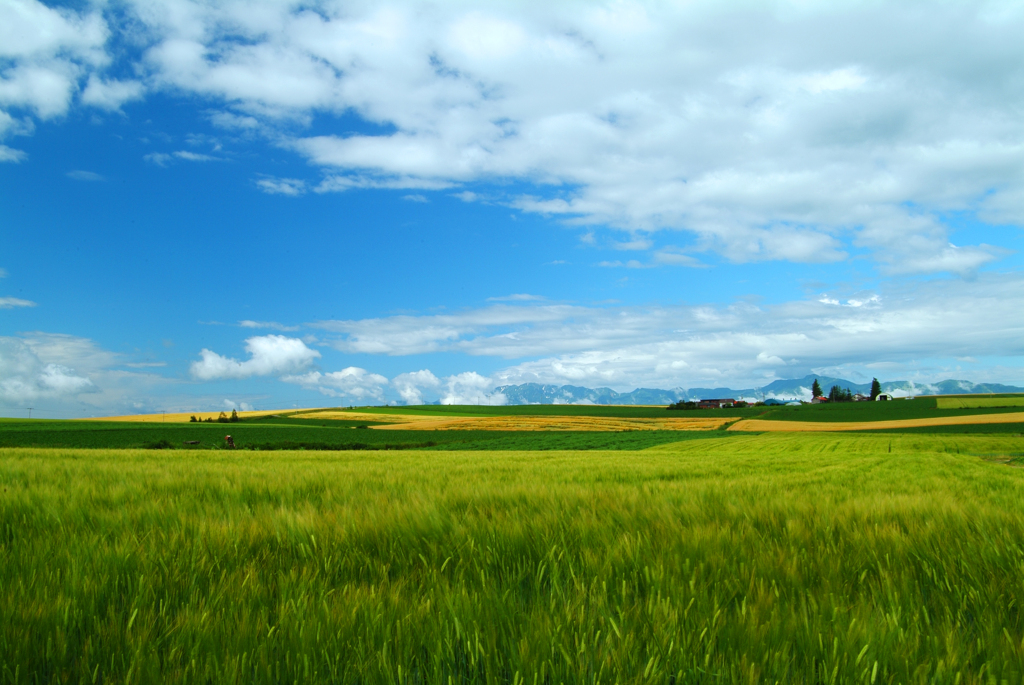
[27,407,33,419]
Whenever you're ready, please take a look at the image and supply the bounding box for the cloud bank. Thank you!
[2,0,1022,272]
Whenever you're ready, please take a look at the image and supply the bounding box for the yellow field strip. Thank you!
[730,411,1024,432]
[295,411,447,423]
[369,416,731,432]
[86,410,285,423]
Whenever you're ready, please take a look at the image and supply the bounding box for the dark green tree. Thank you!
[811,379,823,397]
[828,385,854,403]
[230,409,239,422]
[870,378,882,400]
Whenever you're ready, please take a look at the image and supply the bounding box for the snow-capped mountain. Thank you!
[491,376,1024,405]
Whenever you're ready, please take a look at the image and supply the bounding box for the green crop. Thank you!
[2,432,1024,683]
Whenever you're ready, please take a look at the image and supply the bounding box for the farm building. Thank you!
[698,398,735,408]
[811,396,828,404]
[876,393,894,401]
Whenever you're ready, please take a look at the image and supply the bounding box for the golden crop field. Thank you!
[730,410,1024,432]
[295,410,446,423]
[371,415,731,431]
[87,409,284,423]
[292,410,730,431]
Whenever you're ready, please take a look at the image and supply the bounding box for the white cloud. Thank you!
[209,110,260,130]
[112,0,1024,272]
[144,150,220,166]
[190,335,320,380]
[66,170,104,181]
[441,372,506,406]
[239,320,299,332]
[390,369,441,404]
[0,145,26,163]
[174,150,217,162]
[256,177,306,196]
[80,76,144,111]
[402,193,428,203]
[0,0,107,127]
[314,303,580,356]
[0,297,36,309]
[613,237,652,251]
[282,367,389,401]
[0,334,129,411]
[0,2,1019,274]
[487,294,545,302]
[222,399,254,412]
[307,272,1024,390]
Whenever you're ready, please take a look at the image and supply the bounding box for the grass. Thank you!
[3,433,1024,683]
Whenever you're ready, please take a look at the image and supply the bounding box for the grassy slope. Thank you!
[3,434,1024,683]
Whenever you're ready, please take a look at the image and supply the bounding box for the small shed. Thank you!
[876,393,894,401]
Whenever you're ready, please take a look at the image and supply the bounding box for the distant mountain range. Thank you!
[491,376,1024,406]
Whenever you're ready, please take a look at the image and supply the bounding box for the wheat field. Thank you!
[3,433,1024,683]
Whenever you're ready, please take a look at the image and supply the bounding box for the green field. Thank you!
[3,433,1024,683]
[937,396,1024,409]
[0,419,724,451]
[757,396,1024,422]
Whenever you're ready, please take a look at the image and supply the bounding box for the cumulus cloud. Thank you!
[1,1,1022,273]
[80,76,144,111]
[441,372,506,406]
[390,369,441,404]
[0,0,107,134]
[0,337,96,404]
[135,0,1014,270]
[0,333,136,413]
[222,399,254,411]
[282,367,389,401]
[190,335,320,380]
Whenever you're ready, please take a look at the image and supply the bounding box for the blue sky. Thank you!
[1,0,1023,417]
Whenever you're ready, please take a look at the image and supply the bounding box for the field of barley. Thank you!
[3,433,1024,684]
